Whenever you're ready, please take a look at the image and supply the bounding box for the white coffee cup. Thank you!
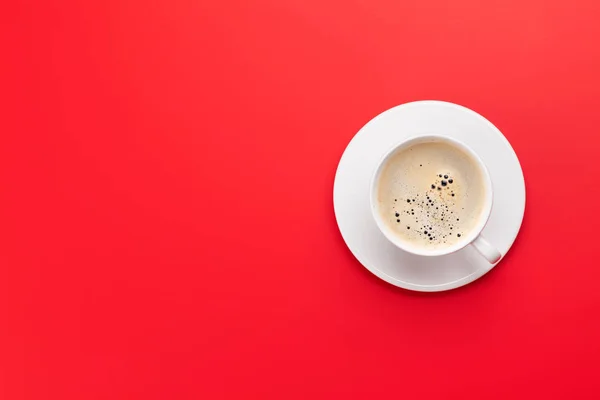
[369,135,501,264]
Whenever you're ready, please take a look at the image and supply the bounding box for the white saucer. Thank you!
[333,101,525,292]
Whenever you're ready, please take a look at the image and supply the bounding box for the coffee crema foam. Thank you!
[376,141,486,250]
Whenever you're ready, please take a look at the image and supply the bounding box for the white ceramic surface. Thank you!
[333,101,525,291]
[369,135,496,261]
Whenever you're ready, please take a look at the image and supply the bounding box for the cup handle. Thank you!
[471,234,501,264]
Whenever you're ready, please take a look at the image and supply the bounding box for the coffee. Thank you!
[374,139,487,250]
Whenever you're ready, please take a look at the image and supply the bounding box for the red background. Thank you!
[2,0,600,398]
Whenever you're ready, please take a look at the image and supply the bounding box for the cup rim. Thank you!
[369,134,494,257]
